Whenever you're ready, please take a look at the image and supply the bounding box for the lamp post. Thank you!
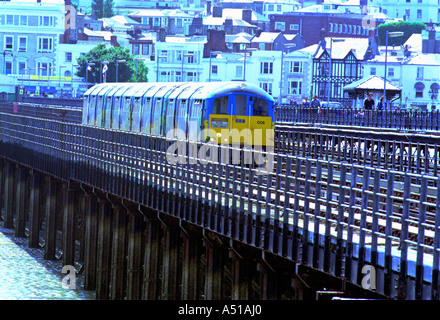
[59,65,66,97]
[71,64,79,96]
[208,50,222,82]
[116,59,126,83]
[383,31,404,109]
[37,66,44,96]
[182,53,194,82]
[243,47,257,81]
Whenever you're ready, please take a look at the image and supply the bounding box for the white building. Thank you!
[370,0,440,23]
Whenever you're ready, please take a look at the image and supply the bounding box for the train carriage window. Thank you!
[140,97,153,134]
[151,98,162,136]
[131,97,141,131]
[213,96,229,114]
[176,99,189,137]
[164,99,176,135]
[234,95,247,116]
[253,98,269,116]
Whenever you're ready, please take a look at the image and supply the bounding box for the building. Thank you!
[370,0,440,23]
[305,37,373,104]
[0,0,66,95]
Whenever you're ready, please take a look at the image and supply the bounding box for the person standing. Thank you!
[311,95,321,108]
[364,93,375,110]
[301,96,310,108]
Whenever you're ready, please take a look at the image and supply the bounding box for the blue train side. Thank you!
[82,81,275,146]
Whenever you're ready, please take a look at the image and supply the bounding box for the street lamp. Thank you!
[59,65,66,96]
[326,38,345,106]
[208,50,222,82]
[383,31,404,109]
[243,47,257,81]
[86,62,95,87]
[116,59,126,83]
[71,64,79,96]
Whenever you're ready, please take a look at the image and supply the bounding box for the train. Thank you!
[82,81,274,146]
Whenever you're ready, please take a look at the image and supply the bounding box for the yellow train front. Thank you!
[82,81,275,148]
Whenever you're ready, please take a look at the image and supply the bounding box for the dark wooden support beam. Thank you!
[95,194,113,300]
[28,172,43,248]
[62,182,79,267]
[3,161,15,229]
[14,165,27,238]
[126,209,145,300]
[143,216,162,300]
[83,190,99,291]
[203,231,227,300]
[44,177,60,260]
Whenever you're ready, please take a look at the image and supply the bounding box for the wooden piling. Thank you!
[126,209,145,300]
[230,249,253,300]
[62,182,77,267]
[44,177,59,260]
[109,201,128,300]
[83,191,99,291]
[14,166,27,238]
[3,161,15,229]
[181,225,203,300]
[28,172,42,248]
[203,234,226,300]
[160,216,180,300]
[143,217,162,300]
[95,195,112,300]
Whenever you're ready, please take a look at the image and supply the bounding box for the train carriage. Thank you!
[83,81,274,147]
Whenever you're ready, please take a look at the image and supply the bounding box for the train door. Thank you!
[112,86,133,129]
[209,95,231,144]
[140,97,153,134]
[250,96,272,147]
[188,99,204,141]
[133,86,156,133]
[231,94,252,145]
[95,86,114,127]
[164,99,175,136]
[175,99,189,138]
[151,97,163,136]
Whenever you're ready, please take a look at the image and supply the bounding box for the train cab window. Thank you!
[234,95,247,116]
[213,96,229,114]
[253,98,269,116]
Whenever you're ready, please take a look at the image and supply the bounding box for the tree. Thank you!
[103,0,114,18]
[377,21,426,46]
[91,0,103,19]
[75,44,149,84]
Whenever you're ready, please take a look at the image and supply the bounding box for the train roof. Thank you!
[84,81,274,101]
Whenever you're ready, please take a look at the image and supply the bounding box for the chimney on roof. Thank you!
[207,1,212,15]
[213,6,222,18]
[242,9,252,24]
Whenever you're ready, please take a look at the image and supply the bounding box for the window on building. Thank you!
[277,4,282,11]
[133,44,140,55]
[65,52,72,62]
[370,67,376,75]
[290,61,302,73]
[37,62,52,76]
[19,15,27,26]
[175,71,182,82]
[4,36,13,50]
[289,24,299,31]
[417,67,424,79]
[235,65,243,78]
[211,65,218,74]
[288,80,302,95]
[6,15,14,25]
[18,61,26,75]
[142,44,150,55]
[417,9,422,19]
[260,82,273,95]
[39,16,54,27]
[260,62,273,74]
[415,82,424,97]
[5,61,12,75]
[176,18,182,28]
[388,67,394,77]
[18,37,26,52]
[37,37,53,52]
[186,51,195,63]
[275,22,285,31]
[268,4,274,11]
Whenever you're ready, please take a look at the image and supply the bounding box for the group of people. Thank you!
[300,96,321,108]
[363,93,385,111]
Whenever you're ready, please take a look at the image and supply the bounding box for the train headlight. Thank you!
[217,132,222,137]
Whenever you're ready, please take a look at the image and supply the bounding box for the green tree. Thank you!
[91,0,103,19]
[103,0,114,18]
[377,21,426,46]
[75,44,149,84]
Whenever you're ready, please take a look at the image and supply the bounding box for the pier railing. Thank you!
[0,112,439,299]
